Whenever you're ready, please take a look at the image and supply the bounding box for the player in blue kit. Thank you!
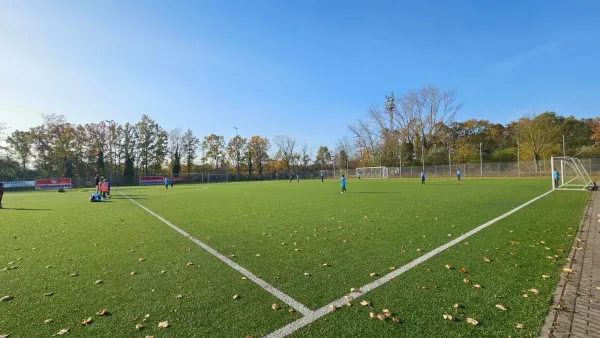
[456,170,461,181]
[341,175,347,193]
[421,171,425,185]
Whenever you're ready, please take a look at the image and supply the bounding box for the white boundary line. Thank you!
[117,190,313,316]
[264,189,554,338]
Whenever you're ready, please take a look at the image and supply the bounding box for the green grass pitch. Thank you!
[0,178,588,337]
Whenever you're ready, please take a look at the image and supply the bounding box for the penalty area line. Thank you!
[264,189,554,338]
[117,190,313,316]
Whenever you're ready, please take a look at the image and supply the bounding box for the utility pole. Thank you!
[422,145,425,172]
[562,134,566,157]
[234,127,239,181]
[517,139,520,177]
[479,143,483,177]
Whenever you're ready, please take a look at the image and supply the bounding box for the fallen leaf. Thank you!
[322,263,330,267]
[304,272,311,276]
[542,274,551,279]
[96,309,106,316]
[187,262,193,266]
[272,304,279,311]
[329,305,336,312]
[392,317,400,323]
[511,240,519,245]
[369,312,376,319]
[176,294,183,299]
[44,319,53,324]
[136,323,144,330]
[595,286,600,290]
[459,267,467,273]
[288,308,295,313]
[360,300,370,306]
[94,280,103,285]
[483,257,491,262]
[444,264,454,270]
[508,252,516,256]
[70,273,78,277]
[138,258,145,262]
[382,309,392,317]
[522,294,528,298]
[82,317,92,326]
[0,296,14,302]
[232,294,239,300]
[56,328,69,335]
[515,323,524,329]
[443,313,454,321]
[43,292,53,297]
[158,321,169,328]
[463,279,471,285]
[495,304,508,311]
[369,272,378,277]
[389,266,396,270]
[466,318,479,326]
[472,284,482,289]
[416,248,421,252]
[245,336,253,338]
[563,268,573,273]
[529,289,539,295]
[255,254,261,257]
[376,313,386,321]
[363,216,368,219]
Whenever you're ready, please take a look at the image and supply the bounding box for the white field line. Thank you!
[117,190,313,316]
[264,189,554,338]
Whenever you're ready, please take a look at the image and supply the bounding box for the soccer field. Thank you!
[0,178,589,337]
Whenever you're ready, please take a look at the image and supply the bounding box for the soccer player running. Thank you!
[456,170,461,181]
[421,171,426,185]
[341,175,347,193]
[296,174,300,183]
[164,177,169,189]
[320,171,324,183]
[554,170,560,188]
[0,182,4,209]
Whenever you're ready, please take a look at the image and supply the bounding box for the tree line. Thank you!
[1,86,599,183]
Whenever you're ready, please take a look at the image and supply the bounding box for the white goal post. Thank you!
[551,156,594,191]
[207,174,228,183]
[356,167,389,179]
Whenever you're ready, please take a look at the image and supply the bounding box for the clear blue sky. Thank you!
[1,0,599,153]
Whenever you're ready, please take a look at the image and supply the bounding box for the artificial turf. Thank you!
[0,178,588,337]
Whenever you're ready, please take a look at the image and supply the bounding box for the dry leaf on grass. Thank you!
[158,321,169,328]
[495,304,508,311]
[463,279,471,285]
[136,323,144,330]
[376,313,386,321]
[392,317,400,323]
[176,294,183,299]
[138,258,145,262]
[130,271,136,276]
[56,328,69,335]
[369,272,378,277]
[459,267,467,273]
[245,336,253,338]
[94,280,103,285]
[416,248,422,252]
[508,252,516,256]
[81,317,92,326]
[303,272,311,276]
[232,294,239,300]
[453,303,460,312]
[288,308,295,313]
[271,304,279,311]
[187,262,194,266]
[389,266,396,270]
[96,309,106,316]
[483,257,491,262]
[360,300,370,306]
[43,293,54,297]
[44,319,53,324]
[1,296,14,302]
[443,313,454,321]
[529,289,539,295]
[472,284,482,289]
[466,318,479,326]
[382,309,392,317]
[515,323,524,329]
[0,334,9,338]
[444,264,454,270]
[542,274,551,279]
[563,268,573,273]
[329,305,336,312]
[369,312,376,319]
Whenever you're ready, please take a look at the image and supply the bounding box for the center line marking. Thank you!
[117,190,313,316]
[264,189,554,338]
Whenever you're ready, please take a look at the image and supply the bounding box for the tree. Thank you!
[227,135,247,180]
[300,143,312,170]
[347,120,380,166]
[6,130,32,176]
[248,136,270,178]
[517,112,562,171]
[168,129,183,176]
[136,115,158,175]
[335,137,353,170]
[315,146,332,170]
[181,129,200,176]
[273,135,296,171]
[202,134,226,172]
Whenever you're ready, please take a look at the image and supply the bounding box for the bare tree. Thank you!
[347,120,380,166]
[274,135,296,171]
[335,136,353,170]
[300,142,312,170]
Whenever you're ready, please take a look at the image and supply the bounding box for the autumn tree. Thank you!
[181,129,200,176]
[227,135,247,180]
[315,145,331,170]
[168,128,183,176]
[248,136,270,179]
[6,130,33,176]
[202,134,226,172]
[517,112,562,171]
[274,135,296,171]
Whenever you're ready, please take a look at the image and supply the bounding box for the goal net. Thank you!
[551,156,594,190]
[208,174,228,183]
[356,167,389,179]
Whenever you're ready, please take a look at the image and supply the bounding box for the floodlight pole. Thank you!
[562,134,566,157]
[234,127,239,181]
[105,120,115,182]
[479,143,483,177]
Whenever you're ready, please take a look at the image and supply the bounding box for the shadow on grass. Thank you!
[2,208,53,211]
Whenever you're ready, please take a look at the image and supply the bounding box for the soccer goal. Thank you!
[356,166,389,179]
[551,156,595,190]
[208,174,228,183]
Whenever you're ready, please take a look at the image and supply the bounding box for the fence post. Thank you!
[498,162,500,176]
